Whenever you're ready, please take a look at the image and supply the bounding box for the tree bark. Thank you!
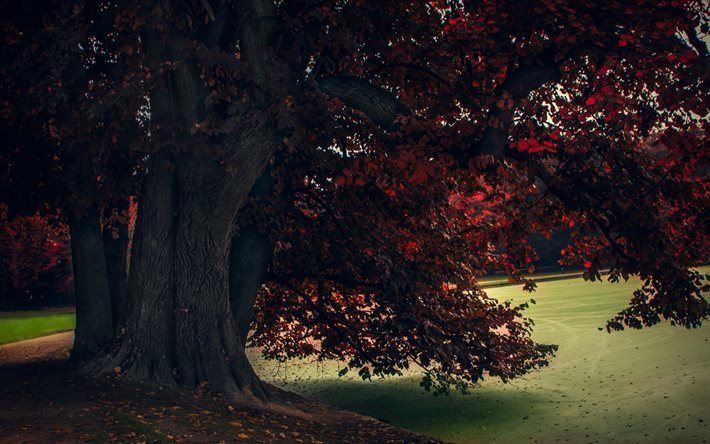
[171,154,266,396]
[94,144,275,397]
[102,203,129,330]
[106,153,178,386]
[68,206,113,364]
[87,94,278,398]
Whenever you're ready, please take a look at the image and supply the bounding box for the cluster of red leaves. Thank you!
[250,162,556,391]
[0,205,72,307]
[245,0,709,391]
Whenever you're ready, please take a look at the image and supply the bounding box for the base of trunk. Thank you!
[84,324,268,402]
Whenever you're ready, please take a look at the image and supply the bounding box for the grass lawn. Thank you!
[250,270,710,444]
[1,272,707,442]
[0,309,75,345]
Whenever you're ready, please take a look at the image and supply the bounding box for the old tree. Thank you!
[1,0,708,400]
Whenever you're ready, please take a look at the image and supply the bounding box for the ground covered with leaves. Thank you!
[0,336,441,443]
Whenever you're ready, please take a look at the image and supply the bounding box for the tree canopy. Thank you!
[0,0,708,397]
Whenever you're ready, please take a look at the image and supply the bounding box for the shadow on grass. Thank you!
[272,376,548,440]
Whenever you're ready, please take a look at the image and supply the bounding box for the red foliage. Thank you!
[0,206,72,307]
[245,0,710,390]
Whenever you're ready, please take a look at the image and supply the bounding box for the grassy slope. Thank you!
[250,272,710,444]
[0,311,75,344]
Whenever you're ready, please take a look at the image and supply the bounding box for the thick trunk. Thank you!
[168,154,266,397]
[107,155,178,386]
[90,145,275,399]
[87,0,279,400]
[68,206,113,364]
[102,203,129,330]
[174,228,260,392]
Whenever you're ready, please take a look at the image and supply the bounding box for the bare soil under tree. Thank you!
[0,333,441,443]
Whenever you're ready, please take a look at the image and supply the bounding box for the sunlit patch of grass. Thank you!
[250,268,710,443]
[0,311,75,344]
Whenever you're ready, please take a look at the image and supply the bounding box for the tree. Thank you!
[0,205,73,308]
[0,0,144,360]
[1,0,708,401]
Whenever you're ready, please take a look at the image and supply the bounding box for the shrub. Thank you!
[0,208,73,309]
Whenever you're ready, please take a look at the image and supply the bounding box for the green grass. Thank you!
[1,273,707,442]
[0,310,75,344]
[250,271,710,444]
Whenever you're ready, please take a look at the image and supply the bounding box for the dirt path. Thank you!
[0,331,74,366]
[0,333,440,443]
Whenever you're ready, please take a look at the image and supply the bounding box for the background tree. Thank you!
[0,0,145,359]
[0,205,73,309]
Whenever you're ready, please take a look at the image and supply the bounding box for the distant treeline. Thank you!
[529,229,571,268]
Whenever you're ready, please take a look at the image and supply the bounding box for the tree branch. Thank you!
[475,62,562,160]
[367,62,453,86]
[685,26,709,58]
[236,0,278,82]
[317,76,411,131]
[318,61,560,162]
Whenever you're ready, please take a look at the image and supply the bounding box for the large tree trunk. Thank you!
[102,203,129,330]
[86,0,279,400]
[68,206,113,364]
[105,155,178,386]
[171,155,266,397]
[91,147,274,398]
